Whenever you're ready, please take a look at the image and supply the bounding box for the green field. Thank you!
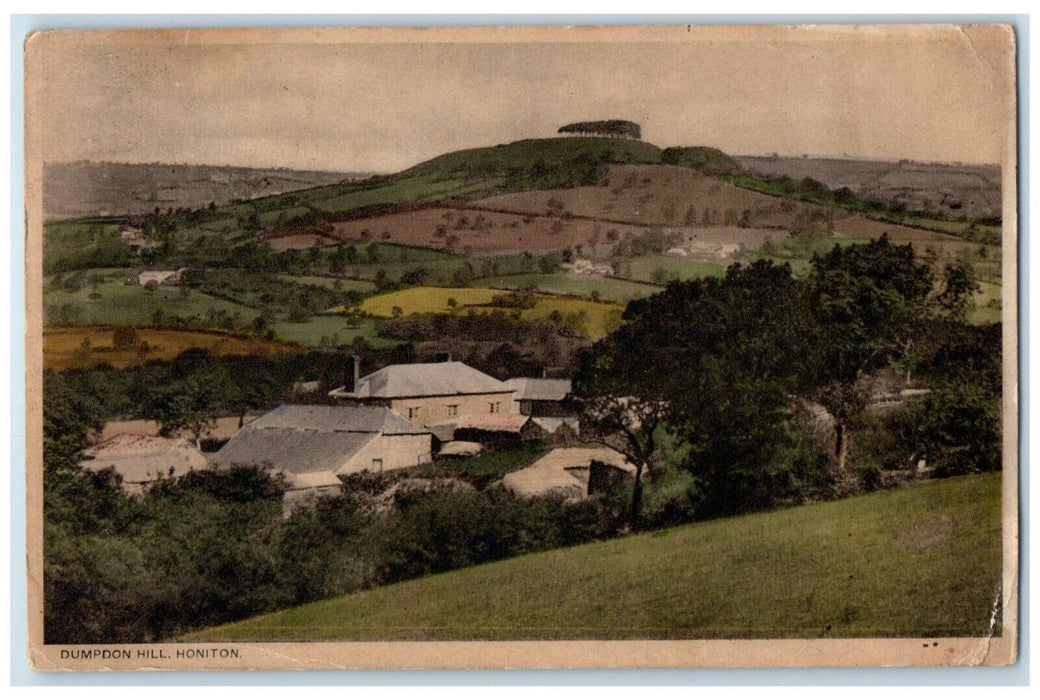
[624,255,727,284]
[271,315,392,348]
[313,174,505,214]
[472,272,664,303]
[44,269,390,349]
[187,473,1002,641]
[44,275,261,327]
[276,275,376,293]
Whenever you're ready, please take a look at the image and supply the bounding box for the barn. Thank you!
[210,405,434,498]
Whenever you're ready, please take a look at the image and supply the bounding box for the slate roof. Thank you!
[210,405,431,483]
[333,361,511,399]
[504,378,573,402]
[248,404,425,434]
[80,434,209,485]
[210,427,377,475]
[456,412,530,433]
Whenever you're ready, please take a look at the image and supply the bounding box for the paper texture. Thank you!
[23,23,1018,670]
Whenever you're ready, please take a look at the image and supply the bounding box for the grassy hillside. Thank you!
[403,137,663,187]
[662,146,742,175]
[187,473,1002,642]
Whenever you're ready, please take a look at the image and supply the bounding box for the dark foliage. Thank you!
[661,146,741,175]
[558,120,642,140]
[43,464,614,643]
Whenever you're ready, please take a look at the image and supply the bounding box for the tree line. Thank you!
[558,120,642,140]
[575,235,1000,526]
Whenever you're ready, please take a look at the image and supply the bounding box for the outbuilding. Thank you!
[210,405,434,497]
[79,433,210,494]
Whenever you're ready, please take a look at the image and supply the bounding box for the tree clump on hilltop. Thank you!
[558,120,642,140]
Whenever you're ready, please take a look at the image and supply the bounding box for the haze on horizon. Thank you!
[32,24,1014,173]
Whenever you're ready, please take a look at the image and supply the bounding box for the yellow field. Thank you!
[43,327,303,371]
[358,287,498,316]
[356,287,624,338]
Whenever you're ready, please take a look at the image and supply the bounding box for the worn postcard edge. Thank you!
[20,23,1021,671]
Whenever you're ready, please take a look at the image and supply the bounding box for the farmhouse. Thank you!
[210,405,434,495]
[137,267,188,286]
[329,360,518,430]
[79,433,210,494]
[501,446,636,501]
[564,258,613,276]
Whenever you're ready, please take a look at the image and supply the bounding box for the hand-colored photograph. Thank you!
[22,23,1018,670]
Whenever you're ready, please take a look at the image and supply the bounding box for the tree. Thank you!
[112,326,140,351]
[935,258,981,320]
[557,120,642,139]
[806,235,934,470]
[575,260,818,523]
[141,362,233,443]
[43,372,107,471]
[538,252,562,274]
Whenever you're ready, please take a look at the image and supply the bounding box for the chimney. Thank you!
[344,355,361,392]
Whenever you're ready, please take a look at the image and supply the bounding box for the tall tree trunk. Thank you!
[630,462,645,530]
[835,422,848,472]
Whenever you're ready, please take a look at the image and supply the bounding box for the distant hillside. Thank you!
[43,161,370,219]
[736,155,1001,220]
[187,473,1002,641]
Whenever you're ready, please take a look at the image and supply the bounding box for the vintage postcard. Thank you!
[23,23,1018,670]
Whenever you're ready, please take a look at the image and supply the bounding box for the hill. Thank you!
[43,161,366,219]
[186,473,1002,641]
[401,137,662,190]
[736,155,1002,221]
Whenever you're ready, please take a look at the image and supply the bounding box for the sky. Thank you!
[27,24,1016,173]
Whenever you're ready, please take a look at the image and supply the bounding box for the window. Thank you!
[372,458,383,472]
[489,402,501,414]
[407,406,420,420]
[447,404,459,417]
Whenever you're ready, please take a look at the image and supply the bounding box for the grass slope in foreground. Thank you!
[188,473,1002,642]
